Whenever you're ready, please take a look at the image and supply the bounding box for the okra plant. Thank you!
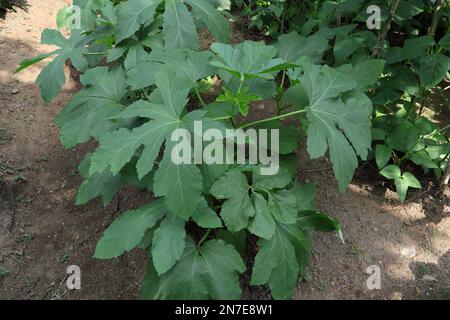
[17,0,448,299]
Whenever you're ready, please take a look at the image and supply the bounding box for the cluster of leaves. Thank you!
[17,0,231,102]
[17,0,355,300]
[80,35,366,298]
[234,0,289,35]
[339,0,450,201]
[373,113,449,201]
[369,32,450,200]
[238,0,450,201]
[17,0,448,300]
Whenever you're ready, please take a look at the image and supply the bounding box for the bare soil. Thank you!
[1,1,449,300]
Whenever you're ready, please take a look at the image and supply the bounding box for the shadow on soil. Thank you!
[0,0,28,19]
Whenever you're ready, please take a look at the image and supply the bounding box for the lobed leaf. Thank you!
[21,29,89,103]
[151,213,187,274]
[142,238,245,299]
[211,41,294,80]
[94,199,167,259]
[55,66,127,148]
[115,0,163,43]
[210,170,255,232]
[164,0,199,49]
[299,63,372,191]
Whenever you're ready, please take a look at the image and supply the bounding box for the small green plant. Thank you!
[0,266,10,278]
[373,113,449,201]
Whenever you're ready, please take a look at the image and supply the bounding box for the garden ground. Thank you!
[0,0,449,300]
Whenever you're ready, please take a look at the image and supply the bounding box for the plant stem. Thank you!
[371,0,400,58]
[280,70,286,88]
[418,90,429,116]
[408,88,423,119]
[83,51,108,55]
[429,0,445,36]
[194,87,206,107]
[240,109,306,129]
[143,90,151,101]
[230,115,238,128]
[226,79,245,129]
[336,0,342,26]
[280,0,292,33]
[197,228,211,248]
[211,115,232,121]
[251,185,268,194]
[436,86,450,107]
[277,71,287,115]
[436,123,450,135]
[278,104,290,113]
[398,124,450,163]
[237,76,244,93]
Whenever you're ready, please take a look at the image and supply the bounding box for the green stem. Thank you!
[436,123,450,135]
[194,87,206,108]
[280,0,292,33]
[211,115,233,121]
[143,90,151,101]
[429,0,445,36]
[251,185,268,195]
[398,152,409,164]
[336,0,342,26]
[436,86,450,108]
[398,124,450,164]
[392,151,400,165]
[224,78,245,129]
[279,104,290,113]
[240,109,306,129]
[418,90,429,117]
[197,228,211,248]
[237,77,244,94]
[278,104,290,113]
[371,0,400,58]
[229,114,238,128]
[280,71,286,88]
[83,51,108,55]
[277,71,287,115]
